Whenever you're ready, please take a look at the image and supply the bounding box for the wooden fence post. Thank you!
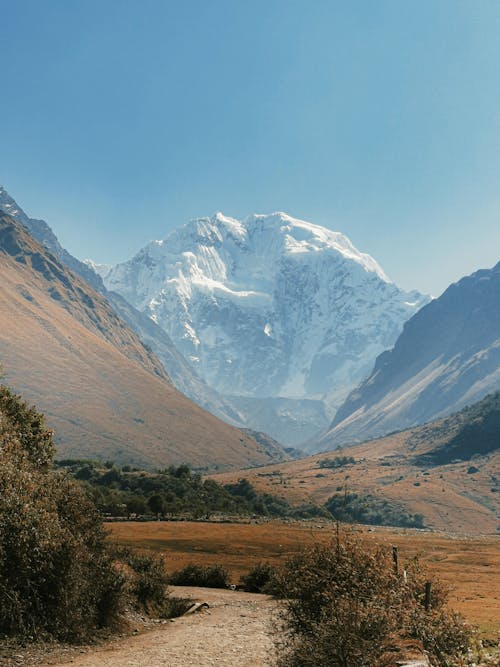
[392,546,399,575]
[424,582,432,610]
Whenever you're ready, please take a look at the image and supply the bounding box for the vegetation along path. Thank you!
[43,587,276,667]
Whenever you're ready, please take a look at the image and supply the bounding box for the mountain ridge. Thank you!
[0,186,245,428]
[213,390,500,534]
[320,261,500,448]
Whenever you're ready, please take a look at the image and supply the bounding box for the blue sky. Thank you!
[1,0,500,295]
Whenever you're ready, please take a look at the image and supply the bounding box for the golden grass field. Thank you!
[106,520,500,639]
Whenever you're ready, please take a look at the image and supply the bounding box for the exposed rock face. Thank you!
[320,262,500,449]
[104,211,428,446]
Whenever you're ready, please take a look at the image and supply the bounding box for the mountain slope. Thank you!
[321,263,500,448]
[105,290,245,426]
[104,212,429,444]
[412,390,500,465]
[0,186,245,427]
[213,392,500,534]
[0,185,104,292]
[0,211,285,469]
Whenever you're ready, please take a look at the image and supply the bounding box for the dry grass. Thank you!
[212,433,499,534]
[106,520,500,639]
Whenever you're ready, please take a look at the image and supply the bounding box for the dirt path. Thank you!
[42,587,277,667]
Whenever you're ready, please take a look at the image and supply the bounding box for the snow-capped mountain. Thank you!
[104,211,429,444]
[0,208,286,469]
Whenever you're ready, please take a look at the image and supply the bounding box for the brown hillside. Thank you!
[0,212,285,469]
[213,426,499,534]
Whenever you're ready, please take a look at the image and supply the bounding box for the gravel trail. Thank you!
[41,587,277,667]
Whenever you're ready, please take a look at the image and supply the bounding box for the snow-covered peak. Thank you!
[104,210,429,415]
[244,212,390,282]
[83,258,113,280]
[123,211,390,287]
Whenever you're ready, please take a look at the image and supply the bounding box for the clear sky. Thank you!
[1,0,500,296]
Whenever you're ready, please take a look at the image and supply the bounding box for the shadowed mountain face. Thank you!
[320,262,500,449]
[0,211,286,469]
[411,390,500,465]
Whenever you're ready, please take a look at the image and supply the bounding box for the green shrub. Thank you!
[0,437,124,640]
[123,550,169,608]
[239,561,279,593]
[318,456,356,469]
[324,492,424,528]
[168,563,230,588]
[272,532,474,667]
[0,386,124,641]
[0,384,198,640]
[112,548,192,618]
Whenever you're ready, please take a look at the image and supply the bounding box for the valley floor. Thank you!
[1,521,498,667]
[108,520,500,635]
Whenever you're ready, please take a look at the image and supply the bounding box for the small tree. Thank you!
[148,493,165,515]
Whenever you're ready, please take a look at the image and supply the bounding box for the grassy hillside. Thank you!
[413,391,500,465]
[213,394,500,534]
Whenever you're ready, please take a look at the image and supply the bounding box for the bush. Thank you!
[318,456,356,469]
[240,561,279,593]
[114,548,192,618]
[168,563,230,588]
[0,386,125,641]
[272,532,474,667]
[0,439,124,641]
[0,386,54,468]
[324,492,424,528]
[123,550,170,609]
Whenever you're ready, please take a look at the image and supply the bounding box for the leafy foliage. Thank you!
[0,386,124,640]
[0,386,55,468]
[325,492,425,528]
[109,547,191,618]
[168,563,230,588]
[239,561,279,593]
[56,460,328,520]
[272,533,474,667]
[0,385,193,642]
